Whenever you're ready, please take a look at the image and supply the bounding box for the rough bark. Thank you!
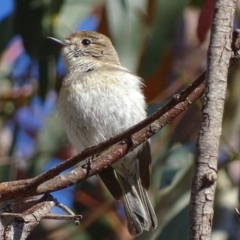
[0,194,81,240]
[189,0,237,239]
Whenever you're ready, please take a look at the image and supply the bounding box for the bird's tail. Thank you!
[116,169,158,236]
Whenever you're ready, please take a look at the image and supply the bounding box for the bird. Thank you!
[48,31,157,236]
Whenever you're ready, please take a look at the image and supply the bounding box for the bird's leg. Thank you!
[123,136,138,148]
[82,154,100,177]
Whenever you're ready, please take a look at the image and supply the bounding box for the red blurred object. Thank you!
[197,0,215,43]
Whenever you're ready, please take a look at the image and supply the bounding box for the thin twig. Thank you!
[0,194,82,226]
[55,200,82,224]
[0,213,82,224]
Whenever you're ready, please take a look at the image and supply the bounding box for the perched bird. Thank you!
[48,31,157,236]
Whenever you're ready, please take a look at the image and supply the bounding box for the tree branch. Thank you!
[0,195,82,226]
[0,72,205,201]
[189,1,237,239]
[0,29,239,203]
[1,194,55,240]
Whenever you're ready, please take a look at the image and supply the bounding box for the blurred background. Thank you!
[0,0,240,239]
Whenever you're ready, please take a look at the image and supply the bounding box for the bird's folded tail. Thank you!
[116,170,157,236]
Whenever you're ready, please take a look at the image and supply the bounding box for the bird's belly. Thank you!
[58,83,145,175]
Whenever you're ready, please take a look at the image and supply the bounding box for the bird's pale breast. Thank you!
[58,65,146,175]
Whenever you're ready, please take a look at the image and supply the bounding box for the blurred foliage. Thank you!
[0,0,240,239]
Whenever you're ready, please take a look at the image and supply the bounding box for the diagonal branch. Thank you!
[0,72,205,201]
[0,29,239,202]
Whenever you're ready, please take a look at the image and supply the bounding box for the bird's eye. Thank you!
[81,39,91,46]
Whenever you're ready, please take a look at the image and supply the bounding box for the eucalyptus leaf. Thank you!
[136,160,193,240]
[54,0,98,38]
[140,0,190,78]
[105,0,147,72]
[0,14,15,55]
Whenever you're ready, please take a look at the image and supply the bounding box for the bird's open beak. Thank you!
[47,37,66,47]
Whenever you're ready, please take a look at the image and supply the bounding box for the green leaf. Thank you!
[30,113,66,174]
[14,0,45,58]
[105,0,147,72]
[53,0,97,38]
[0,14,15,55]
[157,204,189,240]
[136,160,193,240]
[140,0,190,78]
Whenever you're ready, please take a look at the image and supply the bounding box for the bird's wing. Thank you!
[138,140,152,190]
[98,166,122,200]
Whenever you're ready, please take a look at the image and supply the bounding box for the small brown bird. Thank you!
[48,31,157,236]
